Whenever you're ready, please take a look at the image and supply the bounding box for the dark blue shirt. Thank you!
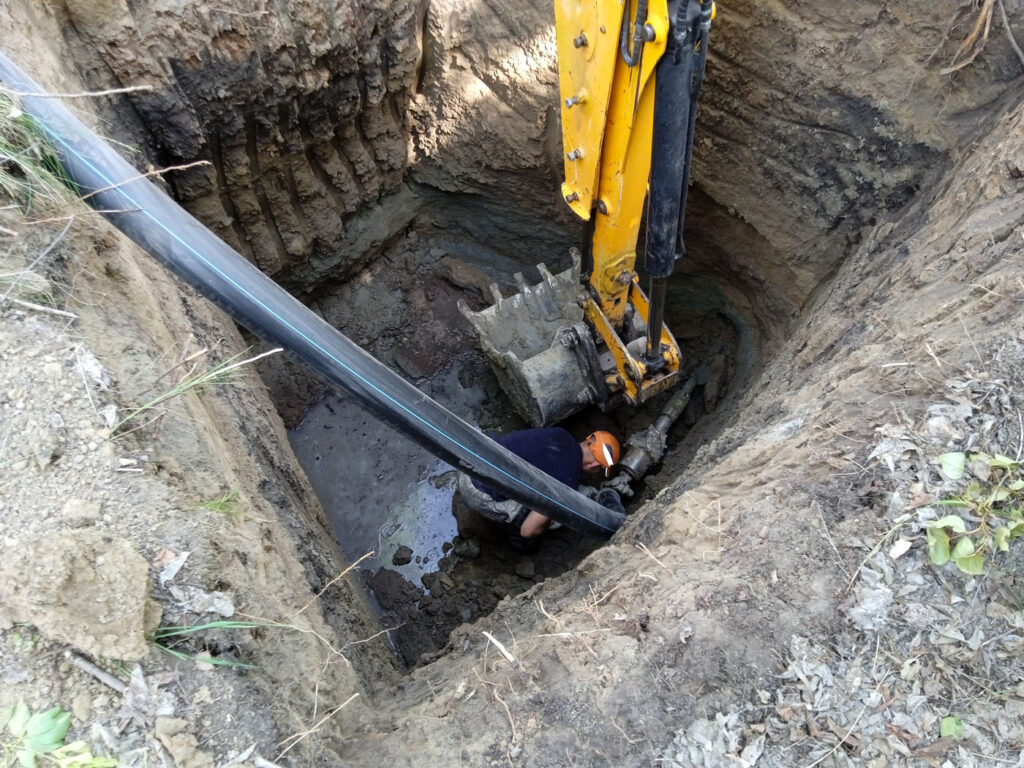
[473,427,582,501]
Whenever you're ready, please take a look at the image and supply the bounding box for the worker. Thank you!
[456,427,623,543]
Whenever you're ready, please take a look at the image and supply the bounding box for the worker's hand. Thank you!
[577,484,601,500]
[601,473,634,498]
[596,488,626,516]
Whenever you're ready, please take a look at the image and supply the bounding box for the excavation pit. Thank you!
[3,0,1020,763]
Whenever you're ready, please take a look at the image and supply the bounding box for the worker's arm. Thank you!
[520,511,550,539]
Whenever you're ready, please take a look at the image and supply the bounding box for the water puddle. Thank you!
[287,359,488,583]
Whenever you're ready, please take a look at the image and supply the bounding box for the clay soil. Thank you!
[2,1,1024,767]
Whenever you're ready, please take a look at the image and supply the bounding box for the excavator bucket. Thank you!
[458,252,608,426]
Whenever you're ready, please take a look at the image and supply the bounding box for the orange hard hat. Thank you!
[585,431,620,476]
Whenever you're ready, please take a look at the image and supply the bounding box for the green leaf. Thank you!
[926,515,967,533]
[17,748,37,768]
[25,707,71,754]
[951,536,975,559]
[1007,479,1024,492]
[989,487,1010,504]
[940,716,964,739]
[1008,521,1024,540]
[939,452,966,479]
[8,701,31,737]
[927,527,950,565]
[994,526,1010,552]
[989,454,1019,470]
[955,554,986,575]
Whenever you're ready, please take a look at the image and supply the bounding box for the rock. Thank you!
[439,256,492,299]
[393,344,432,380]
[0,531,161,660]
[392,545,414,566]
[154,717,215,768]
[515,558,535,579]
[452,537,480,559]
[62,498,103,528]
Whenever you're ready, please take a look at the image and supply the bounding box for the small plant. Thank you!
[198,489,241,520]
[0,89,75,211]
[112,347,280,436]
[150,620,288,669]
[0,701,115,768]
[925,451,1024,574]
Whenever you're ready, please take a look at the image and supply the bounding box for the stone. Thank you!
[62,498,103,528]
[154,717,215,768]
[392,545,414,566]
[452,537,480,559]
[0,530,161,660]
[515,558,535,579]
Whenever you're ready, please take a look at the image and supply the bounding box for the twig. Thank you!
[636,542,674,575]
[291,550,373,619]
[5,298,77,319]
[72,344,101,420]
[610,716,644,745]
[941,0,995,74]
[77,160,211,202]
[340,622,404,651]
[3,84,155,99]
[492,688,517,742]
[997,0,1024,70]
[815,502,852,580]
[0,217,72,307]
[1015,410,1024,462]
[482,631,520,670]
[843,515,912,594]
[958,314,984,368]
[70,654,126,693]
[275,693,358,760]
[805,674,888,768]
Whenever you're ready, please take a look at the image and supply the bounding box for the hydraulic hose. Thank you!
[0,52,625,538]
[643,0,712,364]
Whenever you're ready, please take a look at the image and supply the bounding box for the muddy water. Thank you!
[288,359,490,583]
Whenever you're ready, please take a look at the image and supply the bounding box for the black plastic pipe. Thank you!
[0,52,624,538]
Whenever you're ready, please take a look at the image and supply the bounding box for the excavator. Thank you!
[461,0,715,428]
[0,0,715,537]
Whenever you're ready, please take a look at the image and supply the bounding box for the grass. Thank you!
[198,488,241,519]
[150,620,290,669]
[0,87,76,212]
[113,346,281,436]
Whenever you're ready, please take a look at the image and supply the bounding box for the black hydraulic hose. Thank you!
[642,0,711,364]
[620,0,650,66]
[0,52,625,538]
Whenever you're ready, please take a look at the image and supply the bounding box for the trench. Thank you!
[39,0,945,677]
[264,192,760,667]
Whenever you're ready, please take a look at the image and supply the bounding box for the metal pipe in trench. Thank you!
[0,52,625,538]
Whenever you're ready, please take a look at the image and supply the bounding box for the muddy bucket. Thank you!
[458,251,609,426]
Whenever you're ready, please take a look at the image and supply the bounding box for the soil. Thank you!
[2,1,1024,767]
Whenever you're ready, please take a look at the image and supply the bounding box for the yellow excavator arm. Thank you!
[556,0,678,405]
[460,0,714,425]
